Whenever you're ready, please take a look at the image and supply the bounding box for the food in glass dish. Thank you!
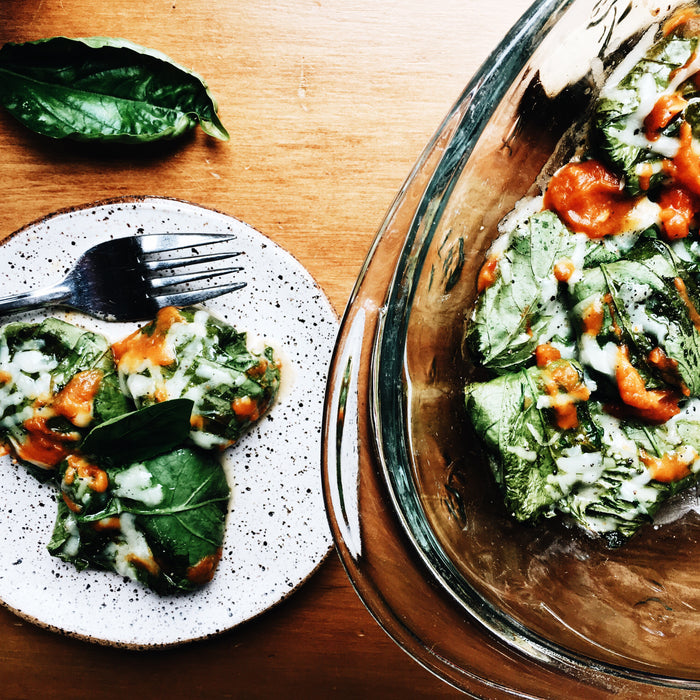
[465,8,700,545]
[0,307,280,592]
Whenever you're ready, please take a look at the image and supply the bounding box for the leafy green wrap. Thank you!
[47,400,230,594]
[113,306,281,450]
[465,366,700,542]
[0,318,131,469]
[49,447,230,594]
[570,236,700,398]
[560,401,700,543]
[465,359,598,521]
[466,211,584,373]
[595,27,700,194]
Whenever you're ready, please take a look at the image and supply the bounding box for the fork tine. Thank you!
[137,233,237,254]
[144,250,243,272]
[154,281,247,307]
[148,266,244,290]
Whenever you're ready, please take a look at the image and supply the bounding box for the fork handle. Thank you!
[0,283,72,316]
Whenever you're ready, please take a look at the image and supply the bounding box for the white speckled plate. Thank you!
[0,196,337,647]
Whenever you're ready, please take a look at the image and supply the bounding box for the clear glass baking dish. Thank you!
[323,0,700,695]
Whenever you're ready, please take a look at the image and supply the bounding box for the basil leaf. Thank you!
[48,447,230,594]
[79,398,194,464]
[465,360,600,521]
[594,31,698,194]
[0,36,229,142]
[466,211,579,373]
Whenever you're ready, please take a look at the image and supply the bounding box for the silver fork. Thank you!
[0,233,245,322]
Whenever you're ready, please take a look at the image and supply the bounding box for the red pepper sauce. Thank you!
[658,185,698,239]
[615,346,681,423]
[52,369,103,428]
[112,306,184,371]
[665,121,700,197]
[477,254,499,293]
[543,160,639,238]
[640,448,696,483]
[643,93,688,141]
[539,358,590,430]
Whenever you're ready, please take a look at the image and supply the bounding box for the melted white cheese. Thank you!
[112,463,163,507]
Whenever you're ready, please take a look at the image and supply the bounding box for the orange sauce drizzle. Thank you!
[477,254,500,293]
[16,415,79,469]
[615,346,681,423]
[553,259,576,282]
[540,359,590,430]
[112,306,184,372]
[665,121,700,197]
[648,346,689,396]
[658,185,698,239]
[663,8,700,36]
[673,276,700,332]
[186,550,222,584]
[543,160,639,238]
[232,395,261,422]
[63,454,109,493]
[52,369,103,428]
[582,300,605,336]
[643,93,688,141]
[535,343,561,368]
[92,517,122,532]
[640,448,697,483]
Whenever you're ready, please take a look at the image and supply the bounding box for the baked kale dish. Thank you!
[0,307,280,592]
[465,9,700,545]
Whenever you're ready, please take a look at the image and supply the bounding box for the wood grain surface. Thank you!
[0,1,532,697]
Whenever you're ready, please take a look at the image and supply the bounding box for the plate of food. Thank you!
[324,0,700,696]
[0,195,337,647]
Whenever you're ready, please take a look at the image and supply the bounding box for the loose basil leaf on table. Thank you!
[0,36,229,142]
[79,398,194,465]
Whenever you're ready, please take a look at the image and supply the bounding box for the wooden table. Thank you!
[0,1,532,697]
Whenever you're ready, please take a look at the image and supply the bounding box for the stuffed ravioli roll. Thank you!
[570,235,700,415]
[0,318,130,469]
[465,357,596,521]
[112,306,281,450]
[49,446,230,594]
